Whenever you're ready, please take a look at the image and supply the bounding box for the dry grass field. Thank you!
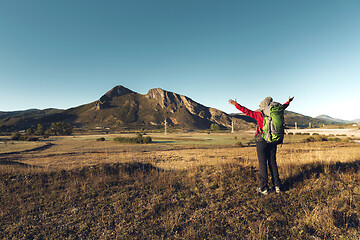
[1,130,360,239]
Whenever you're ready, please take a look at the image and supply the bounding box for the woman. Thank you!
[229,96,294,195]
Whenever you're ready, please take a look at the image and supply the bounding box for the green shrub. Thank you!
[49,122,73,136]
[210,123,220,131]
[143,136,152,144]
[234,141,244,147]
[26,128,34,135]
[328,137,342,142]
[113,137,130,143]
[113,135,152,144]
[11,133,39,141]
[313,135,328,142]
[21,136,39,141]
[302,135,329,143]
[302,136,315,143]
[35,124,45,136]
[11,133,21,140]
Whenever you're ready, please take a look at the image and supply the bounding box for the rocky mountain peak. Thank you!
[96,85,134,110]
[146,88,181,108]
[103,85,134,99]
[145,88,231,127]
[147,88,198,106]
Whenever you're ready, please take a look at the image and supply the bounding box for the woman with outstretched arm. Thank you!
[229,96,294,195]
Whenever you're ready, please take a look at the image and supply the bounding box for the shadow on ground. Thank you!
[0,143,54,168]
[283,160,360,191]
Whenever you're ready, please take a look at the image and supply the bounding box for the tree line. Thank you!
[11,122,73,141]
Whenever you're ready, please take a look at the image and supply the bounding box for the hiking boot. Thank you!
[256,187,268,195]
[275,186,281,194]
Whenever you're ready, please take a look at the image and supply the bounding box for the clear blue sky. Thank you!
[1,0,359,120]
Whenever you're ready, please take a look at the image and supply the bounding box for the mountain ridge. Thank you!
[0,85,242,131]
[315,114,360,124]
[0,85,357,131]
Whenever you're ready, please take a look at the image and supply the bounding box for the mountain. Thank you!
[315,115,350,124]
[0,109,41,118]
[68,85,237,130]
[1,85,353,131]
[0,108,64,131]
[0,85,252,131]
[284,111,340,128]
[315,115,360,124]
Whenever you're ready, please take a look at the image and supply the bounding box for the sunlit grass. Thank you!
[0,140,47,154]
[1,131,360,239]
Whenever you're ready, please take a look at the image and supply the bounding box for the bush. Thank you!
[234,141,244,147]
[328,137,342,142]
[96,137,106,141]
[210,123,221,131]
[11,133,21,140]
[11,133,39,141]
[26,128,34,135]
[143,136,152,144]
[49,122,73,136]
[302,136,315,143]
[303,135,352,143]
[21,136,39,141]
[313,135,328,142]
[301,135,344,143]
[113,135,152,144]
[35,124,45,136]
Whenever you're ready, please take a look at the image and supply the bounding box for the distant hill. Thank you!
[0,108,64,131]
[0,86,253,131]
[315,115,360,124]
[282,111,349,128]
[0,109,40,118]
[315,115,350,124]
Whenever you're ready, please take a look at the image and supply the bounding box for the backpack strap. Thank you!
[264,115,272,142]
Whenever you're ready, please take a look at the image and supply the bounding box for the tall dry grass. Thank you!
[277,141,360,179]
[1,134,360,239]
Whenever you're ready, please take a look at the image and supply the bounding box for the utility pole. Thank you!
[164,118,167,135]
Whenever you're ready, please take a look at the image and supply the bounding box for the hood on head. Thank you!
[259,97,273,110]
